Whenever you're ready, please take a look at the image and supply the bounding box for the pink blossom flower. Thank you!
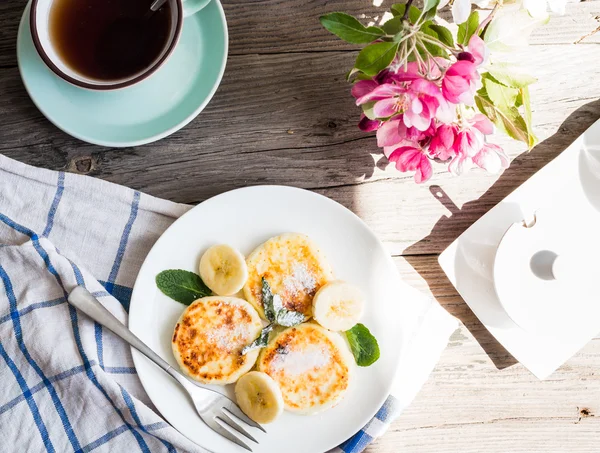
[441,35,487,106]
[356,79,441,131]
[447,114,498,175]
[473,143,510,173]
[351,79,379,100]
[428,124,457,161]
[386,144,433,184]
[377,117,434,148]
[468,35,488,66]
[358,114,380,132]
[442,59,481,105]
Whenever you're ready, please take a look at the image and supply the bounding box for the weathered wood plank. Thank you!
[1,2,600,452]
[223,0,600,54]
[0,1,598,68]
[3,43,599,255]
[389,254,600,453]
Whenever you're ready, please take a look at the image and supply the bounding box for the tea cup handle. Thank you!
[182,0,211,17]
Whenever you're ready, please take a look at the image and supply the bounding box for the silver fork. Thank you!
[68,286,265,452]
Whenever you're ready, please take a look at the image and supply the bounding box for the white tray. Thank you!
[439,119,600,379]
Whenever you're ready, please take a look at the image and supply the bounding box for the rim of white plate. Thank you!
[128,185,403,452]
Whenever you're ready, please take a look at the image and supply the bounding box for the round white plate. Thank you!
[129,186,409,453]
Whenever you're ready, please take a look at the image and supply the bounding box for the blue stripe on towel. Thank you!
[0,264,82,452]
[0,213,150,453]
[121,387,176,453]
[0,342,55,453]
[42,172,65,238]
[105,191,140,294]
[0,362,94,416]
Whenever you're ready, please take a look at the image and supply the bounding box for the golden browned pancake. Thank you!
[172,297,262,385]
[243,233,334,319]
[257,323,353,415]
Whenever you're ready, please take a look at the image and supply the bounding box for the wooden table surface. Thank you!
[2,0,600,451]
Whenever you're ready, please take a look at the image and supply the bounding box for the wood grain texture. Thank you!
[2,44,599,255]
[374,256,600,453]
[1,0,600,452]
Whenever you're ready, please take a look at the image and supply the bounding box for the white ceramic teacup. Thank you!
[30,0,211,90]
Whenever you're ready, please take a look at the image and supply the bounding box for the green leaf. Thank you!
[156,270,212,305]
[361,101,377,120]
[422,0,441,21]
[354,72,374,81]
[487,63,537,88]
[420,24,448,58]
[346,323,380,367]
[390,4,422,23]
[355,41,399,77]
[381,16,404,35]
[483,73,519,111]
[320,13,385,44]
[519,85,539,149]
[275,308,306,327]
[475,90,529,144]
[481,74,537,149]
[457,11,479,46]
[346,67,360,82]
[261,277,278,322]
[242,324,273,355]
[261,278,306,327]
[428,24,454,47]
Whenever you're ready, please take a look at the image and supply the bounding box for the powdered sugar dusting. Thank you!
[284,263,317,296]
[205,324,251,351]
[271,346,331,376]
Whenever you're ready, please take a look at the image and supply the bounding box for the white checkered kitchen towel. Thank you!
[0,154,457,453]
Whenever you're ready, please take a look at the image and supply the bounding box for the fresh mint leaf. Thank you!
[320,13,385,44]
[355,41,399,77]
[345,323,380,367]
[457,11,479,46]
[428,24,454,47]
[262,278,306,327]
[390,4,422,23]
[261,277,277,322]
[242,324,274,355]
[156,270,211,305]
[275,308,306,327]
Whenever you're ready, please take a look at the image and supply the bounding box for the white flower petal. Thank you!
[523,0,549,18]
[547,0,568,15]
[452,0,472,24]
[484,8,546,52]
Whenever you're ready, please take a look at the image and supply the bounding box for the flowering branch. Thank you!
[402,0,414,20]
[319,0,560,183]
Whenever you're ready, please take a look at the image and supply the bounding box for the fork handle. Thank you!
[68,286,185,385]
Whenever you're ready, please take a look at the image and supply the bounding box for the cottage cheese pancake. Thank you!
[243,233,334,319]
[257,323,353,414]
[172,296,262,385]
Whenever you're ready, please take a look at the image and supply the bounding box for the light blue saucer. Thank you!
[17,1,228,147]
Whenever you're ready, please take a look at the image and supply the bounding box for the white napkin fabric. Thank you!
[0,154,456,453]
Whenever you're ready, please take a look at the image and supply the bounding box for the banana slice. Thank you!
[199,244,248,296]
[234,371,284,424]
[312,281,365,331]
